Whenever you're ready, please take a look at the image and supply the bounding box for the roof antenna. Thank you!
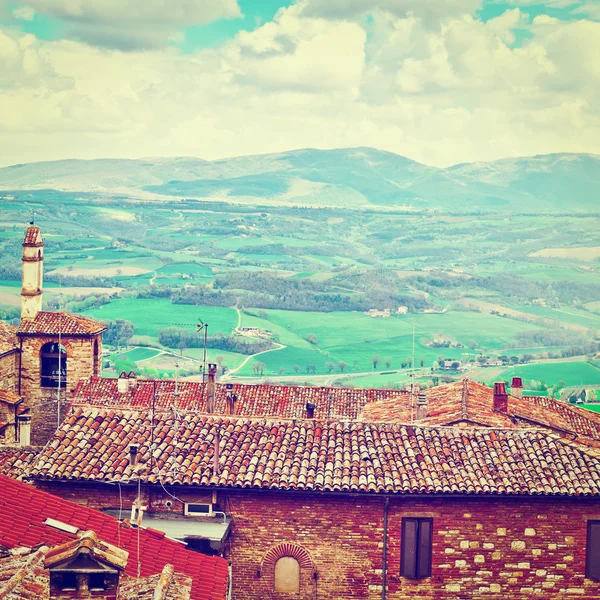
[30,209,35,225]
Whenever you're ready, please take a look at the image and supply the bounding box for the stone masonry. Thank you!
[32,481,600,600]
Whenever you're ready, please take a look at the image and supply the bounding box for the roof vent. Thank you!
[416,392,427,420]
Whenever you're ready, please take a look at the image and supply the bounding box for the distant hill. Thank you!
[1,147,599,212]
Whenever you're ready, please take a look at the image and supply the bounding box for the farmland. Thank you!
[0,183,598,393]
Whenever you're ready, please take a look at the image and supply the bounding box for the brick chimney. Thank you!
[493,382,508,413]
[206,363,217,413]
[416,392,427,420]
[306,402,316,419]
[225,383,237,416]
[511,377,523,399]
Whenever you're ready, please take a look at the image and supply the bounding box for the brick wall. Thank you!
[35,481,600,599]
[0,349,19,394]
[18,333,102,445]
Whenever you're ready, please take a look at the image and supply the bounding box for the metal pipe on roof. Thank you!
[381,497,389,600]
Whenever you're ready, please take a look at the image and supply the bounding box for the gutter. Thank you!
[382,497,389,600]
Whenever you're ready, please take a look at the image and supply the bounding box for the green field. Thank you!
[118,347,161,361]
[82,298,238,340]
[496,361,600,387]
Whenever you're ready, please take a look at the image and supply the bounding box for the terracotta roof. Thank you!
[17,311,106,336]
[0,446,40,480]
[23,226,42,246]
[44,529,128,570]
[0,391,21,406]
[0,474,228,600]
[29,407,600,496]
[0,545,193,600]
[72,377,410,420]
[361,379,600,445]
[0,322,17,355]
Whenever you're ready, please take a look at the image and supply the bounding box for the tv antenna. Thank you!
[172,318,209,380]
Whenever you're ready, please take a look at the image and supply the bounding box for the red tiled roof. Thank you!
[23,226,41,246]
[29,407,600,496]
[361,379,600,444]
[0,474,228,600]
[72,377,410,420]
[17,311,106,336]
[0,321,17,355]
[0,445,39,480]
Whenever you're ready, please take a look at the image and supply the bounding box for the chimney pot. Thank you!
[511,377,523,399]
[306,402,316,419]
[493,382,508,413]
[129,443,139,467]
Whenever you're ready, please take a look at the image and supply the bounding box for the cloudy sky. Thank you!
[1,0,599,167]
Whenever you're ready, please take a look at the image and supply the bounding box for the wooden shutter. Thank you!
[401,518,433,579]
[401,518,418,578]
[417,519,433,578]
[587,521,600,580]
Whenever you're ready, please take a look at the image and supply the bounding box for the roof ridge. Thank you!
[0,545,48,598]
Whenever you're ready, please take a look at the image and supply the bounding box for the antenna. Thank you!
[410,322,416,424]
[172,319,208,380]
[30,209,35,225]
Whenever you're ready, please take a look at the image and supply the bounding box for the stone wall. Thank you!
[18,333,102,445]
[0,349,19,395]
[33,482,600,599]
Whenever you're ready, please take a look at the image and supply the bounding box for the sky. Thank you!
[1,0,599,167]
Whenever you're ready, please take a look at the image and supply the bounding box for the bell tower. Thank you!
[21,223,44,320]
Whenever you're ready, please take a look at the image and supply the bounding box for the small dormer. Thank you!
[45,530,128,598]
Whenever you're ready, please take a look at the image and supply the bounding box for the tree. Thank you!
[325,361,335,373]
[305,333,319,345]
[338,361,348,373]
[352,360,359,370]
[371,355,381,369]
[279,366,286,375]
[177,341,187,356]
[384,357,392,369]
[306,364,317,374]
[252,361,267,375]
[293,364,300,374]
[101,319,135,349]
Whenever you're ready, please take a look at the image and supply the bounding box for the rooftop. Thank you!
[17,311,106,337]
[0,474,228,600]
[22,226,42,246]
[0,542,193,600]
[72,376,410,420]
[28,407,600,496]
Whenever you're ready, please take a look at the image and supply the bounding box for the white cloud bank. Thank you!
[1,0,599,167]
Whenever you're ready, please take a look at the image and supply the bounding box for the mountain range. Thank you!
[1,147,599,212]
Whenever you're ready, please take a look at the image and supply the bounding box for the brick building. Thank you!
[0,225,105,445]
[16,378,600,599]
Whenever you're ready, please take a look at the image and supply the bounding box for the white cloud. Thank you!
[1,3,600,168]
[22,0,241,49]
[12,5,36,20]
[301,0,481,25]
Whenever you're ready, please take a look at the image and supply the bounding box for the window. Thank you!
[587,520,600,580]
[274,556,300,593]
[401,517,433,579]
[184,502,213,516]
[40,342,66,388]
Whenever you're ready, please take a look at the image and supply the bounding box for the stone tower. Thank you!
[21,224,44,319]
[16,225,106,445]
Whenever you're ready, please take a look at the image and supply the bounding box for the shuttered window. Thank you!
[587,521,600,580]
[401,517,433,579]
